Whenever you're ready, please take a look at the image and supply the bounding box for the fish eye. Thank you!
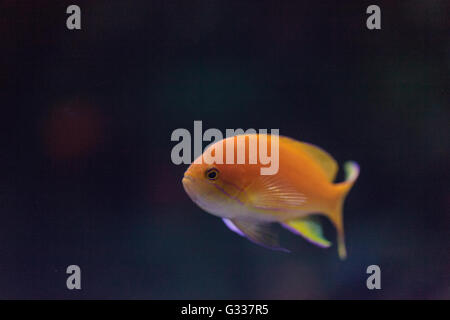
[205,168,219,181]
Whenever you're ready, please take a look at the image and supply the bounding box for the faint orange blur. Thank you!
[43,99,104,160]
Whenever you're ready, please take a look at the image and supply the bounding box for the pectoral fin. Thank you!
[245,175,307,211]
[282,217,331,248]
[222,218,290,252]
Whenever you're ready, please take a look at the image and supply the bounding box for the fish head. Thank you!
[182,144,255,217]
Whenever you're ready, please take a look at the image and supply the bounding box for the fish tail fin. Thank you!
[328,161,360,260]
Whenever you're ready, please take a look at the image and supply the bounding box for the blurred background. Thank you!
[0,0,448,299]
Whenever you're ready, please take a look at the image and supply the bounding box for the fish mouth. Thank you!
[182,174,195,183]
[182,175,197,200]
[182,174,195,189]
[182,174,222,214]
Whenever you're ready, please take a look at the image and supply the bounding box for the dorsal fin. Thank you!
[280,136,338,182]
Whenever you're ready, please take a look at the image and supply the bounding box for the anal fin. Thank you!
[282,217,331,248]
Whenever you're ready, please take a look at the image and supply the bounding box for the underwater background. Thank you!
[0,1,448,299]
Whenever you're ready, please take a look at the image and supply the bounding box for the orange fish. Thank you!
[182,134,359,259]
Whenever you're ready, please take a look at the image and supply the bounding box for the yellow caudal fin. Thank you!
[328,161,360,260]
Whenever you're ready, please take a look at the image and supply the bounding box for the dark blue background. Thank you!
[0,1,448,299]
